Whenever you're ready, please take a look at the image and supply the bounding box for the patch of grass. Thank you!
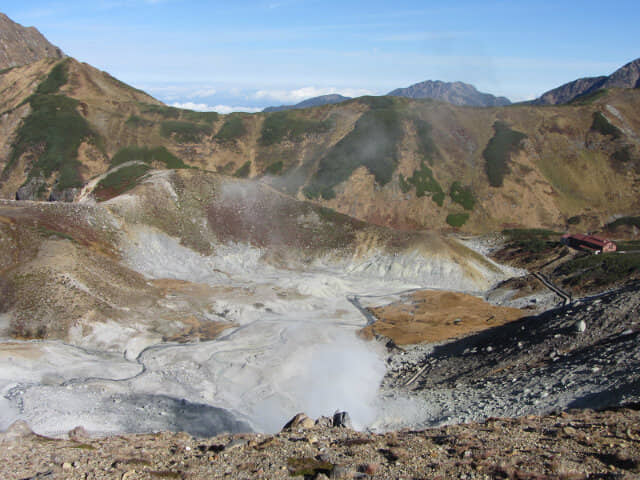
[606,216,640,230]
[503,228,560,253]
[265,160,283,175]
[35,59,68,95]
[303,184,336,200]
[215,114,246,143]
[306,102,403,199]
[399,161,444,205]
[482,121,527,187]
[432,191,445,206]
[569,89,608,105]
[414,118,438,163]
[591,111,622,139]
[618,240,640,250]
[4,93,98,189]
[94,164,150,200]
[111,146,187,169]
[125,115,154,128]
[259,111,330,146]
[233,161,251,178]
[446,213,469,227]
[182,110,219,124]
[556,252,640,287]
[449,181,476,210]
[357,95,395,109]
[160,120,212,143]
[611,146,633,163]
[0,66,16,75]
[139,103,180,118]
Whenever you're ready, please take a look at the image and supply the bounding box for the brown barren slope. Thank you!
[360,290,524,345]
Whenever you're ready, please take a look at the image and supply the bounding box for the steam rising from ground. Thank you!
[0,192,513,436]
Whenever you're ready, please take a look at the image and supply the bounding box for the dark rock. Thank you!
[16,176,47,201]
[332,411,352,429]
[49,187,79,202]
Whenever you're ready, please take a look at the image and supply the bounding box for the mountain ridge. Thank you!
[0,12,638,234]
[263,93,351,112]
[0,12,63,69]
[388,80,512,107]
[534,57,640,105]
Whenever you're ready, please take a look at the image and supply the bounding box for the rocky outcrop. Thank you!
[534,57,640,104]
[0,12,63,69]
[388,80,511,106]
[15,175,47,201]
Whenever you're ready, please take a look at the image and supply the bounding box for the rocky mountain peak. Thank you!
[534,57,640,105]
[0,12,64,69]
[387,80,512,107]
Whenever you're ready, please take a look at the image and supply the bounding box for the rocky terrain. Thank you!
[388,80,511,106]
[1,405,640,480]
[0,13,63,69]
[534,57,640,105]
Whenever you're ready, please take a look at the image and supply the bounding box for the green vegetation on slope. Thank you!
[110,146,187,169]
[605,216,640,230]
[35,59,69,95]
[94,164,151,201]
[399,161,444,205]
[569,89,608,105]
[304,98,404,199]
[182,110,219,124]
[160,120,212,143]
[4,60,99,190]
[138,103,180,118]
[591,111,622,139]
[259,111,331,146]
[215,114,247,143]
[138,104,219,124]
[483,121,527,187]
[611,146,633,163]
[234,161,251,178]
[556,251,640,288]
[503,228,560,253]
[265,161,284,175]
[449,181,476,210]
[125,115,154,128]
[414,118,438,164]
[446,213,469,227]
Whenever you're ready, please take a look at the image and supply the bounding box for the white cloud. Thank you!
[170,102,262,114]
[253,86,372,104]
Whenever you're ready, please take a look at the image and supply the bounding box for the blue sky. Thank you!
[4,1,640,112]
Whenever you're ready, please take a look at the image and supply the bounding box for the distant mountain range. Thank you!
[533,58,640,105]
[1,10,639,234]
[263,81,512,111]
[0,13,63,69]
[388,80,512,107]
[263,94,351,112]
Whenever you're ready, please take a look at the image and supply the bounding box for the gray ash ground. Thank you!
[380,281,640,429]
